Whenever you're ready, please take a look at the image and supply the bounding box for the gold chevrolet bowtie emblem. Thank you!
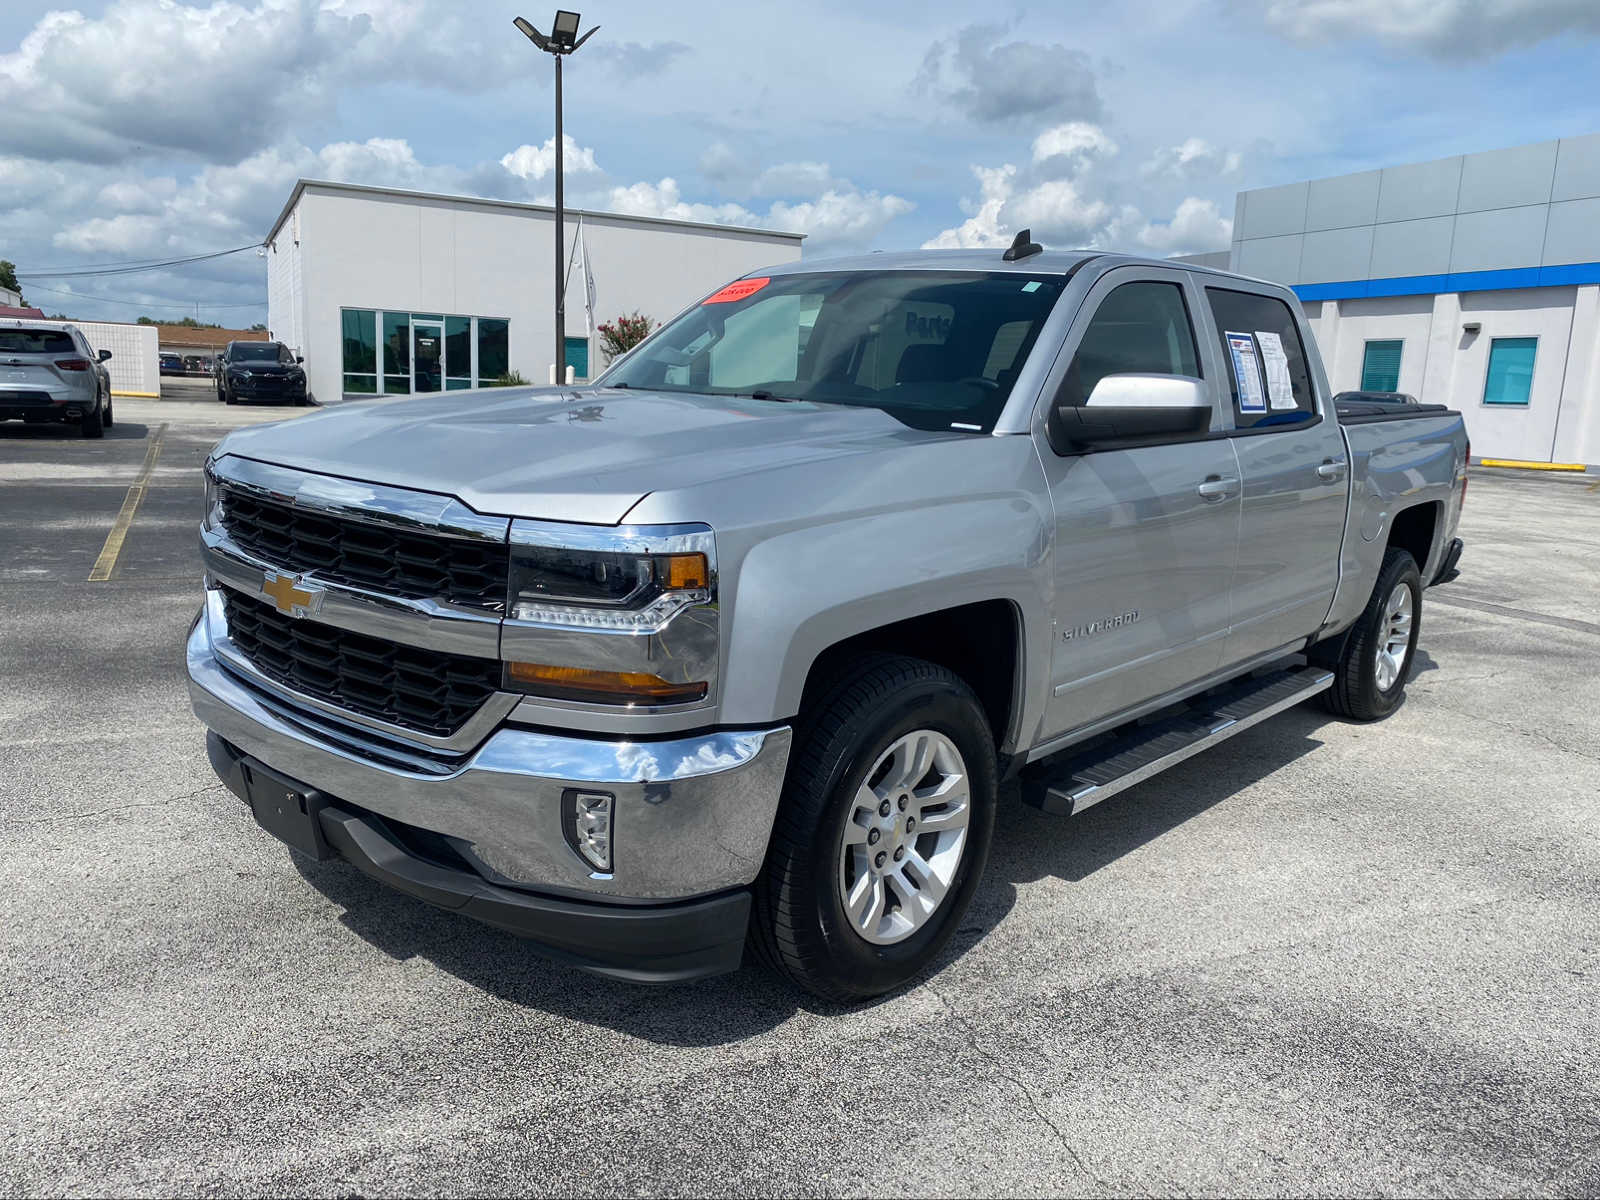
[261,570,321,618]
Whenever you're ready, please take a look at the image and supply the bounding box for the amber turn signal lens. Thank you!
[663,552,709,590]
[506,661,708,705]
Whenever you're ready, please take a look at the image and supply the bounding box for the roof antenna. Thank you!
[1003,228,1042,262]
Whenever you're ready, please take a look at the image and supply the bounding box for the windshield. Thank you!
[230,343,283,362]
[596,271,1065,432]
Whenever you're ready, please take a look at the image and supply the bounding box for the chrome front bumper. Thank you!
[186,601,792,903]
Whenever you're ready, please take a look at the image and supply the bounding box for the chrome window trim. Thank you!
[201,526,503,657]
[203,587,518,754]
[212,454,510,543]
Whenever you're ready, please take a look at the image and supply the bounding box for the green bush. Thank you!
[485,369,530,387]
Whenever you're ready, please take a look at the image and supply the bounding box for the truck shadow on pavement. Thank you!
[291,702,1340,1044]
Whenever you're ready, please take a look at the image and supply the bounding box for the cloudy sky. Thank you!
[2,0,1598,325]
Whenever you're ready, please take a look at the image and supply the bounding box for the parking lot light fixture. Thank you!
[512,11,600,378]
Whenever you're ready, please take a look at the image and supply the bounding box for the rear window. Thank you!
[0,330,76,354]
[1204,287,1317,430]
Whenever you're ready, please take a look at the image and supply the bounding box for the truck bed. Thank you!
[1335,397,1453,424]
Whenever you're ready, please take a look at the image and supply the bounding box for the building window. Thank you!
[341,309,512,395]
[564,336,590,380]
[341,309,376,394]
[382,311,410,394]
[445,316,472,389]
[1360,339,1402,393]
[477,319,509,382]
[1483,337,1537,406]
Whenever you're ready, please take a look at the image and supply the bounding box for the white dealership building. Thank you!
[1229,133,1600,466]
[264,179,803,406]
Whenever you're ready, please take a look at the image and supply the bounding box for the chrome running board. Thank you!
[1021,665,1334,817]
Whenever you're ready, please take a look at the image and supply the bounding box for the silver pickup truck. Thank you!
[188,241,1468,1000]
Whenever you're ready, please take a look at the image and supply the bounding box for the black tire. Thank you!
[80,396,104,438]
[751,654,998,1002]
[224,387,236,406]
[102,393,113,428]
[1314,548,1422,721]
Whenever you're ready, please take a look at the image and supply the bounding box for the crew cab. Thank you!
[188,242,1468,999]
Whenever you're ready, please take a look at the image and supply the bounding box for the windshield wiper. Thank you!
[738,390,799,403]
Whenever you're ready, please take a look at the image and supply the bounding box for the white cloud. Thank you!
[605,176,912,249]
[500,136,602,182]
[1240,0,1600,56]
[1011,180,1113,244]
[1032,123,1119,171]
[1133,197,1235,254]
[923,122,1232,256]
[1141,137,1242,180]
[921,165,1017,249]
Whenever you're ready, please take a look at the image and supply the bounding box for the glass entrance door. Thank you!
[412,322,442,393]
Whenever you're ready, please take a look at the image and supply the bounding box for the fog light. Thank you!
[562,788,614,872]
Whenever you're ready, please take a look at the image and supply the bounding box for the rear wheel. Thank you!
[1315,548,1422,721]
[80,396,104,438]
[751,654,997,1001]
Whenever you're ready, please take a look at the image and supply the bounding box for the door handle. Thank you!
[1317,459,1348,482]
[1197,475,1239,500]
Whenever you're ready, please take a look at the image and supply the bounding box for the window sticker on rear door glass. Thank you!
[1254,330,1297,410]
[1225,332,1266,412]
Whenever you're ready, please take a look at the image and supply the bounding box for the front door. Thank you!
[412,322,442,394]
[1033,268,1243,742]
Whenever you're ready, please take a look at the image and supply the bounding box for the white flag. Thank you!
[566,215,598,336]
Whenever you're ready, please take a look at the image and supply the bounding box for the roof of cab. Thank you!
[756,247,1268,287]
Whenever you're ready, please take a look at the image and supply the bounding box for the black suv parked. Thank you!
[216,341,307,406]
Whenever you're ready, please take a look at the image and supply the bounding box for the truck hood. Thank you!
[216,386,936,525]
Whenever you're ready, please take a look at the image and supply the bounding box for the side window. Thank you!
[1059,281,1200,408]
[1204,287,1316,429]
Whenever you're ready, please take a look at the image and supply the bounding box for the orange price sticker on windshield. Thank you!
[702,277,770,305]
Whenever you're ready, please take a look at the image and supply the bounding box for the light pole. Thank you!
[514,11,598,381]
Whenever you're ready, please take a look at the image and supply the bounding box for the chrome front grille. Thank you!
[219,484,508,613]
[220,587,501,739]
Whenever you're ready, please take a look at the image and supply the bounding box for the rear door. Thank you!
[1032,266,1243,741]
[1198,285,1350,668]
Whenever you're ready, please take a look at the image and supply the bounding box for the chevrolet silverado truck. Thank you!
[188,239,1468,1000]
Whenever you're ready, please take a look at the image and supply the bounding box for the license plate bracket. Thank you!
[242,760,332,860]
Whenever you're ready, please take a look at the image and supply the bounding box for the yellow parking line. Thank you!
[111,390,160,398]
[87,422,167,583]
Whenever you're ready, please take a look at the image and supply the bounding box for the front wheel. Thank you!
[1315,547,1422,721]
[102,393,113,427]
[751,654,997,1001]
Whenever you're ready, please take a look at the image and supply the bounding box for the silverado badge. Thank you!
[261,571,323,619]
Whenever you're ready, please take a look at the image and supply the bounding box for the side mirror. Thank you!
[1051,374,1212,452]
[97,348,112,361]
[295,355,304,364]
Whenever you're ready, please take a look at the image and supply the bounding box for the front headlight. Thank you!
[203,459,223,530]
[503,521,718,706]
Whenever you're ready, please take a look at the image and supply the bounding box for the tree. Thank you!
[597,312,656,364]
[0,259,25,304]
[249,323,267,332]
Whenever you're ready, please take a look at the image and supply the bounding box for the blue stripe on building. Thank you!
[1293,261,1600,302]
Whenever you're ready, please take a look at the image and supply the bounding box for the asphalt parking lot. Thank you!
[2,398,1597,1197]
